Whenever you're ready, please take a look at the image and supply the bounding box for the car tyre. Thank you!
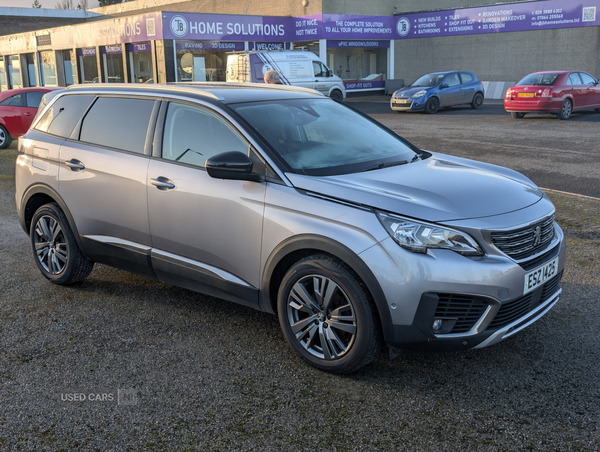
[425,97,439,114]
[0,125,12,149]
[277,254,381,374]
[330,90,343,102]
[511,112,525,119]
[557,99,572,120]
[471,92,484,109]
[30,203,94,285]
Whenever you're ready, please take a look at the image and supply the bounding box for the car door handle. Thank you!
[65,159,85,171]
[150,177,175,190]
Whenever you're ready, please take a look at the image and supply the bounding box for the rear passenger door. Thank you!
[147,101,266,306]
[58,95,159,277]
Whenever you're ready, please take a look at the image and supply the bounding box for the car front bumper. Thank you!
[390,98,426,111]
[359,217,566,353]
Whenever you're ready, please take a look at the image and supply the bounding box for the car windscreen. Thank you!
[517,74,561,86]
[230,98,417,176]
[409,73,446,88]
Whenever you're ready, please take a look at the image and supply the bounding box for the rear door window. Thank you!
[25,91,46,108]
[34,94,95,138]
[567,73,582,85]
[79,97,155,154]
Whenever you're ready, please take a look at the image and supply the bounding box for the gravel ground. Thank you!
[1,141,599,451]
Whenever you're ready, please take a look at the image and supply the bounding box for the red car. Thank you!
[0,87,61,149]
[504,71,600,120]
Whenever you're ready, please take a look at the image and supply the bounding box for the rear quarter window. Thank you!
[79,97,155,154]
[34,94,95,138]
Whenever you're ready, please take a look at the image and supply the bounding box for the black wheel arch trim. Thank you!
[20,183,86,253]
[260,234,395,344]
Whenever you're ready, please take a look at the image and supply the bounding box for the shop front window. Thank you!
[103,45,124,83]
[78,48,98,83]
[326,44,388,82]
[8,55,23,89]
[63,50,75,86]
[0,57,8,92]
[128,42,153,83]
[25,53,37,87]
[175,41,243,82]
[40,51,57,86]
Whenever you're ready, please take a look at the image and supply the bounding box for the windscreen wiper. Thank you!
[362,159,410,172]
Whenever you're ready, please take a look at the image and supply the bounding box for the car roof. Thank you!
[0,87,60,101]
[64,82,324,104]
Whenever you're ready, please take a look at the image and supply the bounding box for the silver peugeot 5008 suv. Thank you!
[15,83,565,373]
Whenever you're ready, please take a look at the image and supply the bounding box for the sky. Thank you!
[0,0,100,8]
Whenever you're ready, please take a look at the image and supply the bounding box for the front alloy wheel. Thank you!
[278,255,381,373]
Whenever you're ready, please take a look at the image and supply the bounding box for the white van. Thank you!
[226,51,346,101]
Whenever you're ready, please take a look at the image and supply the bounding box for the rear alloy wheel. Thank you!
[557,99,572,120]
[277,255,381,373]
[511,112,525,119]
[471,92,484,109]
[330,90,343,102]
[0,125,12,149]
[425,97,439,114]
[31,203,94,285]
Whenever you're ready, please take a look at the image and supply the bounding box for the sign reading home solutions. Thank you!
[394,0,600,39]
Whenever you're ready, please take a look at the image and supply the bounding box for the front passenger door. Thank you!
[147,101,266,306]
[438,73,462,106]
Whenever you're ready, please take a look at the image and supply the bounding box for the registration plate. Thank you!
[395,100,411,105]
[518,92,536,98]
[523,257,559,295]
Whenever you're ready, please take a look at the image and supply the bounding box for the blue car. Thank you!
[391,71,485,114]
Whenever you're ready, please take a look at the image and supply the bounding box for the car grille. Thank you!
[432,270,562,335]
[434,294,489,334]
[491,215,555,263]
[489,271,562,329]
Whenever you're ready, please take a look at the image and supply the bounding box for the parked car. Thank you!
[505,71,600,120]
[227,51,346,102]
[16,83,565,374]
[0,87,61,149]
[390,71,485,114]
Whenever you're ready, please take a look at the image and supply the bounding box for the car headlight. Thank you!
[412,90,427,98]
[376,211,483,256]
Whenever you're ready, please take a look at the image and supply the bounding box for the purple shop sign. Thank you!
[294,14,395,40]
[393,0,600,39]
[175,41,245,51]
[344,80,385,91]
[102,45,122,54]
[328,40,390,48]
[78,47,96,57]
[163,12,294,41]
[129,42,151,52]
[73,12,162,47]
[249,42,291,51]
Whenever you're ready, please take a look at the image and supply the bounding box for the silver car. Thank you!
[15,83,565,373]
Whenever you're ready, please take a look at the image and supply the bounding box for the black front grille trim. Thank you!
[491,215,555,262]
[489,271,563,329]
[434,294,489,334]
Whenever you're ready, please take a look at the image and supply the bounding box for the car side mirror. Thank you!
[205,151,264,182]
[327,69,332,77]
[440,84,449,89]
